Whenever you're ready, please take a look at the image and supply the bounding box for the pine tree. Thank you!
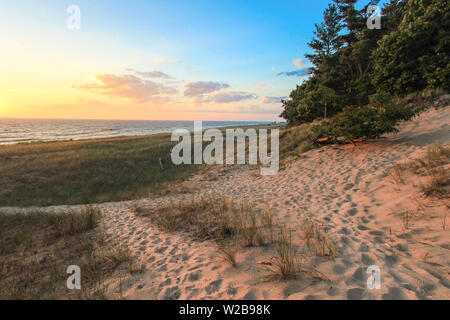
[333,0,365,45]
[372,0,450,94]
[305,3,344,69]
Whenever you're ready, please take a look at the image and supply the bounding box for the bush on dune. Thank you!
[308,91,416,141]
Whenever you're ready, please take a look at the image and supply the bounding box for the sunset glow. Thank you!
[0,0,341,121]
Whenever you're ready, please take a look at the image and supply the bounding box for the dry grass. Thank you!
[279,123,313,160]
[441,214,447,231]
[389,164,408,184]
[263,227,298,279]
[301,218,337,259]
[389,144,449,198]
[237,202,268,247]
[46,206,102,239]
[0,207,140,299]
[400,210,415,230]
[389,145,449,230]
[136,196,274,246]
[130,202,145,215]
[420,168,449,199]
[0,133,199,207]
[417,145,449,199]
[218,240,237,267]
[262,226,327,281]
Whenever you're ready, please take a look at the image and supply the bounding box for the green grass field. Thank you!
[0,133,198,207]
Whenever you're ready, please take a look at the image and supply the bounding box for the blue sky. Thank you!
[0,0,386,120]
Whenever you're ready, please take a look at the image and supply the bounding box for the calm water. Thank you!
[0,119,273,145]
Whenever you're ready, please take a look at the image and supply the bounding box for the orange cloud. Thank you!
[74,74,177,103]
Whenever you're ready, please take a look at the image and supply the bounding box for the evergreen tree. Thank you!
[333,0,365,45]
[305,3,344,70]
[372,0,450,94]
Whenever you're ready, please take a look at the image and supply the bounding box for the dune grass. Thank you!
[137,196,328,281]
[279,123,313,159]
[0,207,141,299]
[263,226,298,279]
[301,217,337,259]
[389,144,449,199]
[0,133,199,207]
[218,241,238,267]
[135,196,273,246]
[262,225,327,281]
[0,123,289,207]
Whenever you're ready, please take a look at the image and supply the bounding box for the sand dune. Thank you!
[16,104,448,300]
[91,104,448,300]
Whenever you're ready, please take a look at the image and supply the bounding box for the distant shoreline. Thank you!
[0,119,284,146]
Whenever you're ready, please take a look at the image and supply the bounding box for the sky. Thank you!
[0,0,382,121]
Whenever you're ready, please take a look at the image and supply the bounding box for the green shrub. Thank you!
[309,91,416,140]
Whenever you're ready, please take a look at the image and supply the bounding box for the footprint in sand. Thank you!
[347,208,358,216]
[159,286,181,300]
[332,264,347,275]
[187,270,202,282]
[382,287,408,300]
[205,279,222,295]
[346,288,365,300]
[155,246,168,254]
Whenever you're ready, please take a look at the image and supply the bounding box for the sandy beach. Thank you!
[44,102,447,300]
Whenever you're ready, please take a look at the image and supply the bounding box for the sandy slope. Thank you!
[93,104,448,300]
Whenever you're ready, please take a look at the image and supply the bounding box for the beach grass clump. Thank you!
[0,207,140,299]
[420,144,450,169]
[388,144,449,198]
[45,205,102,239]
[301,218,337,259]
[263,226,298,280]
[130,202,145,215]
[237,202,269,247]
[136,196,275,246]
[389,164,408,184]
[400,209,415,230]
[415,144,449,199]
[420,168,449,199]
[218,240,238,267]
[262,225,326,281]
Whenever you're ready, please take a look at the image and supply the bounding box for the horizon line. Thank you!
[0,116,284,122]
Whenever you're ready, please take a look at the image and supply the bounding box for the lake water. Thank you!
[0,119,273,145]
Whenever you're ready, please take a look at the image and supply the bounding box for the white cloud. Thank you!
[196,91,257,104]
[184,81,230,96]
[262,96,286,104]
[127,69,173,79]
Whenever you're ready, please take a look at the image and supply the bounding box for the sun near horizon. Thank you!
[0,0,343,121]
